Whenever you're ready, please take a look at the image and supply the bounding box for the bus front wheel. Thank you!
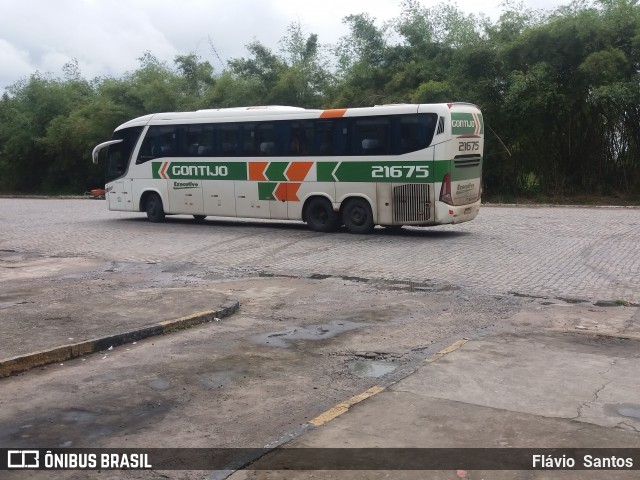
[145,193,165,223]
[304,197,339,232]
[342,198,374,234]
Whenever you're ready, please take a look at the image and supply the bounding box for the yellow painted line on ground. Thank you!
[425,338,469,364]
[309,385,385,427]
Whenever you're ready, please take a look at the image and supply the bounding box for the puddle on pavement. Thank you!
[607,403,640,420]
[348,359,397,378]
[60,409,98,424]
[252,320,364,347]
[148,378,171,391]
[335,275,438,292]
[198,369,240,389]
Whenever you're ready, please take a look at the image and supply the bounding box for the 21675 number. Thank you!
[458,141,480,152]
[371,165,429,179]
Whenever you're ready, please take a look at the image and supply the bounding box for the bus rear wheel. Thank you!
[304,197,339,232]
[145,193,165,223]
[193,215,206,222]
[342,198,374,234]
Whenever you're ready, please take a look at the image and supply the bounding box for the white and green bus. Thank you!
[92,103,483,234]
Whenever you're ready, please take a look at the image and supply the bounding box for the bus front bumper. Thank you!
[435,199,481,225]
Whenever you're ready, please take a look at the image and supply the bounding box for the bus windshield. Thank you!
[105,127,143,183]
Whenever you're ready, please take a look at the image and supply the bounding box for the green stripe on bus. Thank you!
[317,162,339,182]
[451,165,482,182]
[151,159,480,183]
[319,160,433,183]
[258,182,277,200]
[265,162,288,181]
[432,160,483,182]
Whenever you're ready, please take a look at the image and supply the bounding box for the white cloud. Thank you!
[0,0,572,92]
[0,39,33,89]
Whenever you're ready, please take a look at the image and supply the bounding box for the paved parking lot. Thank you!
[2,198,640,479]
[2,199,638,303]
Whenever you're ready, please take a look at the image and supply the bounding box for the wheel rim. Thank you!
[312,206,328,225]
[350,205,366,226]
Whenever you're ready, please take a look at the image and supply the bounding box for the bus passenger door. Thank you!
[108,178,134,211]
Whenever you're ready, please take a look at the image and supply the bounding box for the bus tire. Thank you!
[304,197,339,232]
[342,198,374,234]
[145,193,165,223]
[193,215,206,222]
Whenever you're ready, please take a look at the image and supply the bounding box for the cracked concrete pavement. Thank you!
[231,328,640,480]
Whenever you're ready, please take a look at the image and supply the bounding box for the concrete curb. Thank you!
[0,297,239,378]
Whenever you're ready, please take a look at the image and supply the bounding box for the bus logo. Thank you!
[451,113,483,135]
[8,450,40,468]
[153,161,242,180]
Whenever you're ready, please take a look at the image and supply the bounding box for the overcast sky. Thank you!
[1,0,570,93]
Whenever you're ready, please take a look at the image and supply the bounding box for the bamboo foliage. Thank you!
[0,1,638,198]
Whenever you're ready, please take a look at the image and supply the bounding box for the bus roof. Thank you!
[114,103,480,131]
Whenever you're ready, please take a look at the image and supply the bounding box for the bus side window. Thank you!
[257,123,277,156]
[137,126,175,163]
[184,124,216,157]
[419,113,438,147]
[138,125,181,160]
[158,131,176,156]
[219,124,240,156]
[353,117,390,155]
[136,127,156,163]
[287,121,312,156]
[393,113,438,154]
[397,115,421,154]
[197,124,216,156]
[240,124,256,156]
[185,124,202,156]
[301,123,313,155]
[288,121,300,155]
[333,120,349,156]
[313,121,332,156]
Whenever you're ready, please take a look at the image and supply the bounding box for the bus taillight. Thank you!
[439,173,453,205]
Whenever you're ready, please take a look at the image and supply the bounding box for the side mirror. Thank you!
[92,139,123,164]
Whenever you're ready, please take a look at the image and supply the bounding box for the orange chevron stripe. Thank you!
[274,183,301,202]
[249,162,268,181]
[285,162,313,181]
[160,162,169,179]
[320,108,347,118]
